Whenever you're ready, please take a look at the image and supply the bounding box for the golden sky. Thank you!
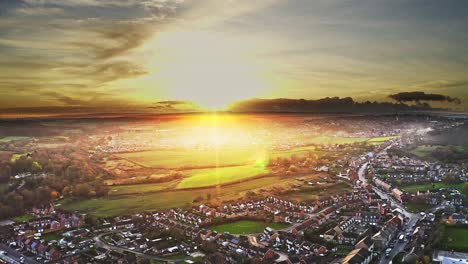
[0,0,467,113]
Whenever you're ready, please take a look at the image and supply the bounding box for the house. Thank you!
[450,194,464,206]
[449,213,466,224]
[46,247,62,262]
[354,236,374,252]
[341,248,372,264]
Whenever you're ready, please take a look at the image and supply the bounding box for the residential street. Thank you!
[0,244,39,264]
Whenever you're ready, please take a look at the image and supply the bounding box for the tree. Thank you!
[442,173,460,185]
[85,215,98,226]
[0,162,12,182]
[74,183,91,197]
[50,191,59,199]
[462,182,468,195]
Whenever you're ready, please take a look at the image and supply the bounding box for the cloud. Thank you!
[389,92,462,104]
[41,91,88,106]
[413,80,468,89]
[67,21,153,60]
[148,100,199,111]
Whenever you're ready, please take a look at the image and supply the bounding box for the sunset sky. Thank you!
[0,0,467,113]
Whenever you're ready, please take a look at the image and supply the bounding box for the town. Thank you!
[0,114,466,264]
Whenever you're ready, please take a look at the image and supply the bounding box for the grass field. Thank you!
[42,233,61,242]
[177,165,269,189]
[281,182,351,202]
[445,226,468,252]
[210,220,289,234]
[410,145,440,157]
[117,148,262,169]
[0,136,30,142]
[405,203,431,213]
[14,214,35,222]
[61,176,290,217]
[401,182,465,194]
[367,136,400,142]
[108,182,176,196]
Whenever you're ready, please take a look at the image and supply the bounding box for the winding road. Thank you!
[357,144,420,264]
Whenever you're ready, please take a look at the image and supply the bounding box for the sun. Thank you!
[147,31,267,109]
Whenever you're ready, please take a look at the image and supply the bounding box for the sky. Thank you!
[0,0,467,114]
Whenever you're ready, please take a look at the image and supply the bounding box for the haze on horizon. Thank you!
[0,0,467,114]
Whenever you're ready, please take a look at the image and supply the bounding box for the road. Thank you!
[377,214,420,264]
[0,244,39,264]
[356,144,420,264]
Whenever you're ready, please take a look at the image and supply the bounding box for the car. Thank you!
[0,250,6,255]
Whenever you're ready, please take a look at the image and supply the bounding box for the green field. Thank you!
[42,233,61,242]
[0,136,30,142]
[109,182,175,196]
[401,182,465,194]
[410,145,440,157]
[61,176,289,217]
[281,182,351,202]
[116,136,382,170]
[367,136,400,142]
[117,148,263,169]
[405,203,431,213]
[445,226,468,252]
[177,165,269,189]
[14,214,35,222]
[210,220,289,234]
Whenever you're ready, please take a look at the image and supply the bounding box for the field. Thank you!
[108,182,175,196]
[210,220,289,234]
[42,232,61,242]
[444,226,468,252]
[116,148,262,169]
[281,182,351,202]
[401,182,465,194]
[61,176,295,217]
[410,145,440,157]
[0,136,30,142]
[405,203,431,213]
[177,165,269,189]
[13,214,35,222]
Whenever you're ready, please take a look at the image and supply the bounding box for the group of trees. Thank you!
[268,153,331,175]
[0,147,111,219]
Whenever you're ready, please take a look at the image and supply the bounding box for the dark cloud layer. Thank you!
[228,97,432,113]
[389,92,461,104]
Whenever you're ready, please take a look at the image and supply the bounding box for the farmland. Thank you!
[177,164,269,189]
[60,175,302,217]
[116,147,262,169]
[209,220,289,234]
[108,182,176,196]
